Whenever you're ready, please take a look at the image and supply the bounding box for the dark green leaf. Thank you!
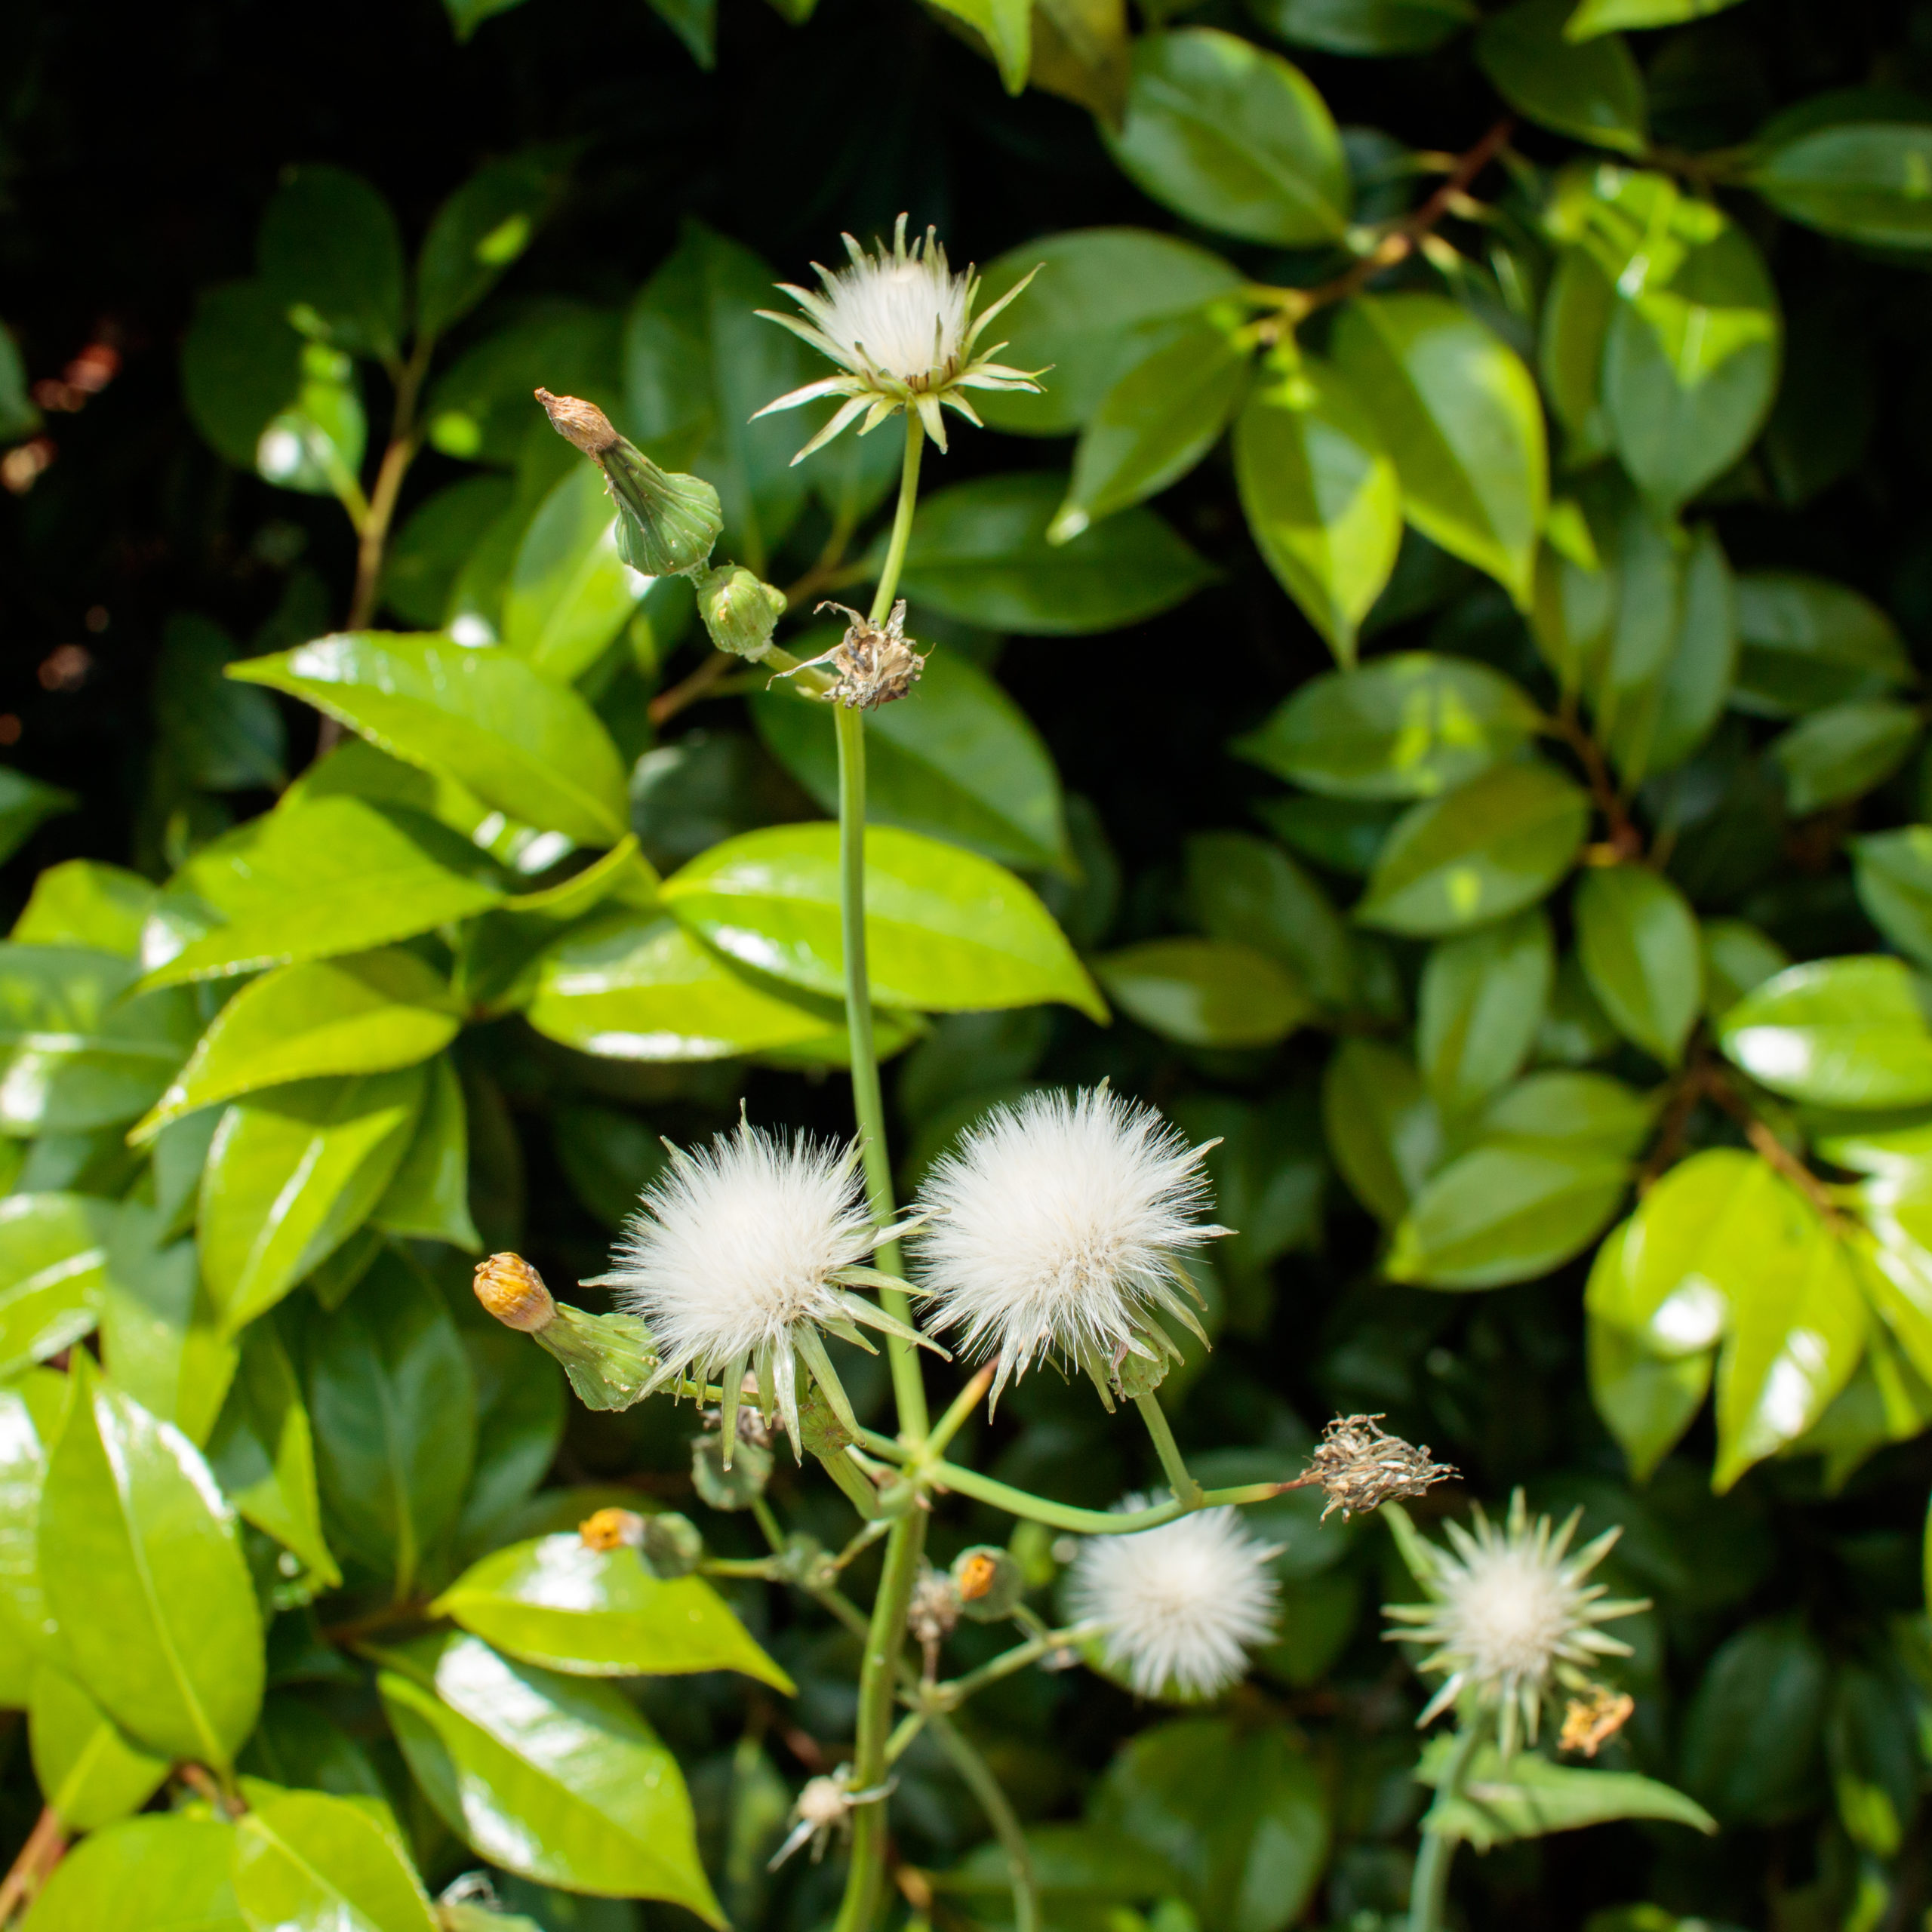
[455,1327,564,1549]
[416,154,554,341]
[1185,830,1355,1011]
[1718,956,1932,1108]
[371,1055,481,1250]
[1233,346,1402,663]
[1770,699,1921,814]
[0,770,75,871]
[155,615,286,794]
[892,473,1213,635]
[500,464,647,686]
[1731,571,1910,717]
[1235,651,1543,800]
[376,1631,723,1920]
[1852,829,1932,971]
[1680,1618,1829,1823]
[1476,0,1647,155]
[1355,762,1590,935]
[1094,937,1311,1048]
[1415,1736,1713,1847]
[308,1249,476,1595]
[1331,294,1547,608]
[180,281,303,469]
[1748,123,1932,250]
[97,1201,235,1447]
[1702,917,1789,1019]
[230,634,629,848]
[1574,864,1703,1065]
[257,166,407,362]
[383,475,516,629]
[240,1691,386,1800]
[1321,1038,1441,1225]
[1246,0,1472,55]
[1417,907,1554,1115]
[40,1359,263,1765]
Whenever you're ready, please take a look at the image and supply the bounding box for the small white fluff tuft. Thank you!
[1069,1504,1280,1700]
[610,1120,874,1378]
[910,1087,1224,1395]
[811,244,971,384]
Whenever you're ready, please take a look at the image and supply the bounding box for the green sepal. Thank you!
[532,1302,657,1411]
[601,440,724,577]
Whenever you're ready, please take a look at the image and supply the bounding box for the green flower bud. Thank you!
[798,1373,857,1459]
[697,564,787,661]
[534,388,722,577]
[641,1511,706,1580]
[952,1544,1027,1622]
[529,1303,657,1411]
[692,1429,774,1510]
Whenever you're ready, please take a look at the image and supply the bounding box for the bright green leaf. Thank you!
[232,1787,437,1932]
[17,1814,242,1932]
[29,1664,171,1830]
[1574,864,1703,1065]
[1094,937,1311,1048]
[1417,906,1554,1115]
[1477,0,1647,155]
[1718,956,1932,1108]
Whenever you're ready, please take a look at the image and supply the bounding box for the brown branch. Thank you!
[0,1807,65,1926]
[647,649,734,728]
[1703,1068,1843,1223]
[1549,706,1643,861]
[1262,116,1516,333]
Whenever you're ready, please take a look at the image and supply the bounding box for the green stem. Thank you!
[832,1506,928,1932]
[928,1712,1040,1932]
[1409,1722,1481,1932]
[869,416,924,629]
[751,1497,785,1553]
[924,1361,993,1460]
[933,1623,1103,1709]
[919,1457,1286,1534]
[1134,1392,1204,1508]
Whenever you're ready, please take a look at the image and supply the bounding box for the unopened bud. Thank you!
[692,1429,773,1511]
[1297,1414,1454,1521]
[697,564,787,661]
[951,1545,1026,1622]
[534,389,722,577]
[641,1511,706,1580]
[474,1253,555,1333]
[580,1507,646,1552]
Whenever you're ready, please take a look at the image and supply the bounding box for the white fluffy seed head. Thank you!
[608,1121,875,1377]
[1068,1504,1280,1700]
[910,1087,1224,1395]
[811,240,970,384]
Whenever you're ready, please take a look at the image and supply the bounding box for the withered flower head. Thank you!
[1299,1414,1455,1521]
[778,601,927,710]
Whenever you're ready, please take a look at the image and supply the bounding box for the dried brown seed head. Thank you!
[1298,1414,1454,1520]
[806,600,927,709]
[534,388,618,455]
[473,1252,556,1333]
[580,1506,647,1552]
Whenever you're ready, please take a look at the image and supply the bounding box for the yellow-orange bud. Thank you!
[580,1507,646,1551]
[473,1252,556,1333]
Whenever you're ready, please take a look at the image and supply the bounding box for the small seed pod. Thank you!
[579,1506,647,1552]
[473,1253,556,1333]
[697,564,786,660]
[907,1566,962,1652]
[692,1429,774,1511]
[641,1511,706,1580]
[952,1545,1026,1622]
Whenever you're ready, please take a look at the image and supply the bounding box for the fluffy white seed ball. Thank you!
[1068,1506,1280,1700]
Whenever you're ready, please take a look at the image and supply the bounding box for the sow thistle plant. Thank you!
[462,220,1703,1932]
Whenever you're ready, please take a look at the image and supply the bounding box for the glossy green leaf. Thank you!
[371,1055,481,1249]
[623,222,811,572]
[0,771,71,873]
[1538,250,1616,460]
[307,1249,475,1593]
[1478,1068,1654,1157]
[1235,652,1543,801]
[1566,0,1747,29]
[232,1788,437,1932]
[454,1327,564,1549]
[1053,306,1251,540]
[1246,0,1472,54]
[18,1814,243,1932]
[0,1369,68,1694]
[1732,571,1910,717]
[426,299,619,466]
[1233,346,1401,663]
[1091,1718,1330,1932]
[377,1631,723,1919]
[1586,1235,1712,1481]
[416,153,553,341]
[383,475,515,629]
[1321,1038,1441,1226]
[892,473,1213,635]
[750,648,1069,872]
[254,343,367,503]
[1331,294,1548,608]
[199,1069,423,1331]
[1103,29,1346,245]
[1094,937,1310,1048]
[925,0,1029,88]
[1718,956,1932,1108]
[1417,907,1554,1115]
[137,951,458,1142]
[1415,1735,1713,1847]
[155,614,286,793]
[144,798,505,988]
[1703,917,1789,1020]
[29,1663,171,1830]
[241,1693,386,1801]
[500,463,646,686]
[1589,1147,1750,1355]
[1387,1141,1629,1288]
[14,862,153,956]
[257,165,406,361]
[0,947,198,1132]
[231,633,629,848]
[526,909,844,1061]
[435,1534,793,1686]
[1770,698,1921,815]
[1355,762,1590,935]
[180,281,303,470]
[1748,123,1932,251]
[39,1360,262,1765]
[1852,829,1932,971]
[660,823,1106,1019]
[1574,864,1703,1066]
[0,1193,114,1380]
[97,1201,235,1447]
[1184,830,1355,1013]
[1680,1618,1830,1824]
[1476,0,1646,155]
[208,1318,340,1587]
[972,228,1246,436]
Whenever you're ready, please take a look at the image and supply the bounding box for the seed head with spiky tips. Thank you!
[753,216,1044,461]
[1384,1491,1649,1757]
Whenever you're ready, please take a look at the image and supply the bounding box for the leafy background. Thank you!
[5,0,1932,1927]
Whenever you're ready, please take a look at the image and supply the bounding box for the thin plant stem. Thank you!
[920,1457,1287,1534]
[1409,1721,1481,1932]
[752,1497,786,1554]
[927,1712,1040,1932]
[0,1806,64,1925]
[924,1361,994,1460]
[1134,1392,1204,1507]
[931,1622,1104,1710]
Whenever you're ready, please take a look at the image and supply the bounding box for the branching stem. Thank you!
[1409,1722,1481,1932]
